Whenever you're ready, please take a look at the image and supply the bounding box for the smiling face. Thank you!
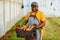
[31,5,38,12]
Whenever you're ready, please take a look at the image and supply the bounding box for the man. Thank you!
[23,2,46,40]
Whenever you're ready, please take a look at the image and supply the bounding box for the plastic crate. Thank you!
[16,29,36,38]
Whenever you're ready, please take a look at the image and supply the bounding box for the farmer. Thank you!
[23,2,46,40]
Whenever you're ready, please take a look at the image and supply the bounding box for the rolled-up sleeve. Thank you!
[40,12,46,21]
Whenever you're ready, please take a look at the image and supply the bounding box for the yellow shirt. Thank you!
[25,10,46,22]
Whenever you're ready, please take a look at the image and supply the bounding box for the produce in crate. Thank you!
[16,25,21,30]
[23,25,27,30]
[16,25,35,38]
[16,25,34,31]
[16,25,24,30]
[26,26,34,31]
[16,25,27,30]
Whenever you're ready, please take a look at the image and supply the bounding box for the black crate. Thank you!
[16,27,37,38]
[16,30,36,38]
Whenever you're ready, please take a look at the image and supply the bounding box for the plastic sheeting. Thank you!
[0,0,23,38]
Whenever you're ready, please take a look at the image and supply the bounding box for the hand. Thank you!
[26,26,33,31]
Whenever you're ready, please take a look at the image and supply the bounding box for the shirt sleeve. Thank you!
[24,12,30,21]
[40,12,46,21]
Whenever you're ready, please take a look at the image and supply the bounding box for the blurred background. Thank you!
[0,0,60,40]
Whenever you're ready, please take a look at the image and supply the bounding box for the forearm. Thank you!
[36,21,45,28]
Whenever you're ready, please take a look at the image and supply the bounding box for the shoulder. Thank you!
[38,10,44,14]
[37,10,45,16]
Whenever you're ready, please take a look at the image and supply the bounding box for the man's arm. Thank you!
[23,20,28,25]
[36,21,45,29]
[23,12,30,25]
[36,11,46,29]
